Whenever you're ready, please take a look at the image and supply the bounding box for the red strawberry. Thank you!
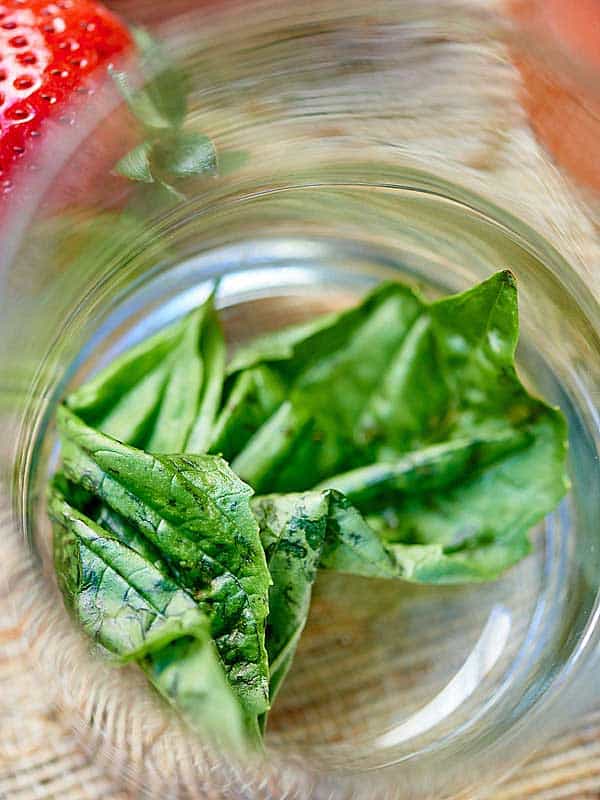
[0,0,132,199]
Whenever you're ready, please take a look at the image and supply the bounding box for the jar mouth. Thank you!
[4,172,599,798]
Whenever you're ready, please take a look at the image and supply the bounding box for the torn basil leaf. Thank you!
[50,482,205,660]
[57,407,271,723]
[227,273,568,581]
[66,291,225,454]
[50,481,250,752]
[252,489,394,716]
[209,366,286,461]
[230,283,424,491]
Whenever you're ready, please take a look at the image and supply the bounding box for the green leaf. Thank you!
[355,314,449,459]
[209,366,286,461]
[131,27,188,130]
[228,273,568,582]
[154,131,218,181]
[66,293,225,454]
[253,491,328,709]
[186,299,227,453]
[50,483,205,659]
[252,489,393,716]
[316,431,531,510]
[113,141,155,184]
[143,636,253,753]
[368,412,568,582]
[66,316,184,444]
[57,407,271,722]
[50,483,250,751]
[144,308,206,453]
[230,283,424,490]
[109,66,173,131]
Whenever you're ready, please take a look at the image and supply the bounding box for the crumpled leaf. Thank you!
[50,481,205,659]
[252,488,393,717]
[230,283,424,491]
[225,272,568,582]
[57,407,271,723]
[143,635,252,752]
[185,299,227,453]
[50,481,250,752]
[66,292,225,454]
[209,366,286,461]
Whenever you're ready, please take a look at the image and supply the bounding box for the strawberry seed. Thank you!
[17,52,37,65]
[13,75,34,89]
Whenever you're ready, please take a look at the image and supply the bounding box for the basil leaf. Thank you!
[357,272,569,580]
[67,293,225,454]
[209,366,286,461]
[368,413,567,582]
[253,491,328,708]
[232,284,424,490]
[50,484,251,751]
[153,131,218,181]
[252,489,393,715]
[355,313,449,458]
[317,431,531,510]
[185,300,227,453]
[143,636,252,753]
[50,483,205,660]
[113,141,155,184]
[57,407,271,721]
[145,301,211,452]
[66,316,185,445]
[316,427,563,583]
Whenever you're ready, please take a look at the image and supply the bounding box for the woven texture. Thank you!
[2,585,599,800]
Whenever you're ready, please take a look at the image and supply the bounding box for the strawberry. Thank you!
[0,0,132,199]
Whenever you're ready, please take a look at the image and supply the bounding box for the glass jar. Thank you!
[1,1,599,798]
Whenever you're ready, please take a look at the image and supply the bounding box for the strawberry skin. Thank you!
[0,0,132,197]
